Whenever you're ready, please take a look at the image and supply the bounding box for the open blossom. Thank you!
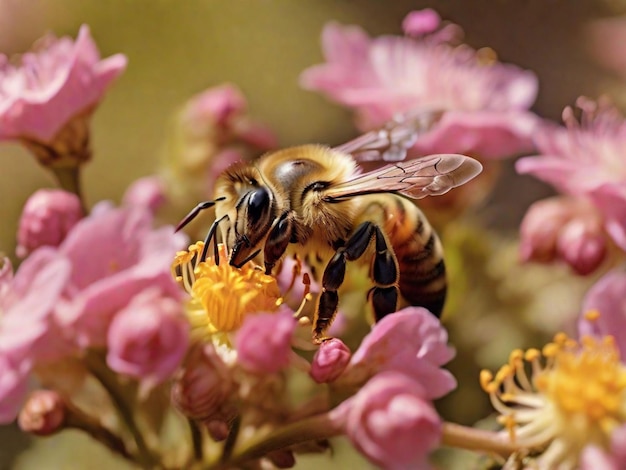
[106,288,189,388]
[16,189,83,258]
[481,331,626,469]
[517,97,626,252]
[172,242,281,336]
[0,25,126,166]
[338,307,456,399]
[331,371,442,470]
[519,196,608,275]
[234,308,296,374]
[300,10,538,159]
[0,253,70,423]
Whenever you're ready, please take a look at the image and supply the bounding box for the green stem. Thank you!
[441,422,518,458]
[51,166,87,214]
[84,352,157,469]
[189,418,204,462]
[220,415,241,463]
[213,413,341,469]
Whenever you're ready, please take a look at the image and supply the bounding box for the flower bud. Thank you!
[557,218,607,275]
[331,372,442,470]
[234,308,296,374]
[267,450,296,469]
[310,338,351,383]
[171,343,234,421]
[106,288,189,388]
[402,9,441,37]
[122,176,167,214]
[17,189,83,258]
[17,390,66,436]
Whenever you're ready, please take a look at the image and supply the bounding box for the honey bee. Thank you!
[176,113,482,341]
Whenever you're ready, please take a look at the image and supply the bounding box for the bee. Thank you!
[176,113,482,342]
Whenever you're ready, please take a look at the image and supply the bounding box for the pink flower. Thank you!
[338,307,456,399]
[578,270,626,358]
[0,25,126,165]
[519,196,608,275]
[581,424,626,470]
[55,205,187,348]
[300,12,538,159]
[234,308,296,374]
[331,371,442,470]
[122,176,167,214]
[16,189,83,258]
[106,288,189,388]
[310,338,351,384]
[516,98,626,252]
[0,252,70,423]
[171,343,235,422]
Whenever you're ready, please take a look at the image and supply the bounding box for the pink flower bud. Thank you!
[310,338,351,383]
[18,390,66,436]
[331,372,442,470]
[17,189,83,258]
[520,196,608,275]
[184,84,247,127]
[402,9,441,37]
[171,343,234,421]
[234,308,296,374]
[267,450,296,469]
[557,218,607,275]
[206,419,230,441]
[106,288,189,388]
[122,176,167,214]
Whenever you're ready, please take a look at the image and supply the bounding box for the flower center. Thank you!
[172,242,281,336]
[480,332,626,468]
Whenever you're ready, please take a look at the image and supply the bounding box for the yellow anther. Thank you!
[479,370,494,391]
[584,309,601,322]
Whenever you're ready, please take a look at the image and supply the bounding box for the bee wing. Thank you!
[333,110,444,162]
[324,154,483,201]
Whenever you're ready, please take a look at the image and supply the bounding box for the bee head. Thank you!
[228,186,275,268]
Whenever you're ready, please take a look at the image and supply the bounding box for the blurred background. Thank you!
[1,0,626,468]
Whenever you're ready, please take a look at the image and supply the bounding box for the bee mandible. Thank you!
[176,112,482,342]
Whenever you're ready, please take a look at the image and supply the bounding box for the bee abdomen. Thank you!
[396,231,447,318]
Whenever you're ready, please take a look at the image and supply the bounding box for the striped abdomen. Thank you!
[356,195,447,317]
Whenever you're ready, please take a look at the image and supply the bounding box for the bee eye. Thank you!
[247,187,270,223]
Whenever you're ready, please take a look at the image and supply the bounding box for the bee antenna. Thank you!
[175,197,226,232]
[200,215,228,264]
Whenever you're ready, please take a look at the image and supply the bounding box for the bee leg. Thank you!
[314,222,383,341]
[263,211,296,275]
[369,226,399,322]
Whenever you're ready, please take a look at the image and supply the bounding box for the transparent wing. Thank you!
[333,110,444,162]
[323,154,483,201]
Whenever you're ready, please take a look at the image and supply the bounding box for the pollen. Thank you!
[480,332,626,469]
[172,242,281,336]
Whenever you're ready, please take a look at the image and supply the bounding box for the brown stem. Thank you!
[213,413,342,469]
[84,351,158,469]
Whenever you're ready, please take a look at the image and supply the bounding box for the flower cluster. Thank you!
[2,7,626,470]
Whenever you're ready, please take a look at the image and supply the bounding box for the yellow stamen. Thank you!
[482,331,626,469]
[172,242,281,336]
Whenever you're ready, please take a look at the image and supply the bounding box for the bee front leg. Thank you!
[264,211,296,275]
[314,222,400,342]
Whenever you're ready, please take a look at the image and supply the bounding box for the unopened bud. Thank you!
[310,338,351,383]
[18,390,66,436]
[171,343,234,421]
